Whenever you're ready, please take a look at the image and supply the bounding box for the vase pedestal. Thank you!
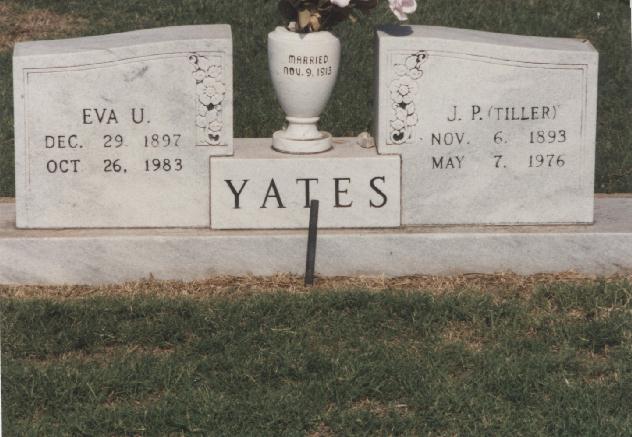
[272,132,332,155]
[272,115,332,154]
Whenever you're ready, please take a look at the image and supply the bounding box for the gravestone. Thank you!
[210,138,400,229]
[13,25,233,228]
[5,23,632,286]
[375,26,598,225]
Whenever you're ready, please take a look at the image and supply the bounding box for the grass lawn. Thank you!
[0,0,631,196]
[2,275,632,435]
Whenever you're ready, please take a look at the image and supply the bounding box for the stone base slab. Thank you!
[1,196,631,285]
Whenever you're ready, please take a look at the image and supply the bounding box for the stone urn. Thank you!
[268,26,341,154]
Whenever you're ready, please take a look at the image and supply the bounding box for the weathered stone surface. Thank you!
[0,196,630,285]
[14,25,233,228]
[210,138,401,229]
[375,25,598,225]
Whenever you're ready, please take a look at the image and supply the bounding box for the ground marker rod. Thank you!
[305,199,319,286]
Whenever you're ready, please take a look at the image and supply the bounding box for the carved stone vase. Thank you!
[268,26,340,154]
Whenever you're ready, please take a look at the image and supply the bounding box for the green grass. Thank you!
[0,0,631,196]
[2,281,632,435]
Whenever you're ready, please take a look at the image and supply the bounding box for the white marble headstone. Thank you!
[14,25,233,228]
[375,26,598,225]
[210,139,401,229]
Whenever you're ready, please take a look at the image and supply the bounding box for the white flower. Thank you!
[200,77,226,106]
[331,0,351,6]
[391,119,405,131]
[405,55,417,70]
[391,91,403,104]
[406,113,418,126]
[199,93,212,106]
[197,56,211,72]
[388,0,417,21]
[207,108,221,121]
[203,77,225,96]
[398,84,410,96]
[394,64,408,77]
[208,120,223,132]
[193,69,206,82]
[409,68,423,79]
[390,76,418,104]
[196,115,208,128]
[395,106,407,121]
[207,65,222,78]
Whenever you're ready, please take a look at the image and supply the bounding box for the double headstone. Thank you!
[13,24,598,230]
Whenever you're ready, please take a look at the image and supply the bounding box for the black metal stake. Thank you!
[304,199,319,286]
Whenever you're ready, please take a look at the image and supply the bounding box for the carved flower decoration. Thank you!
[192,69,206,82]
[392,103,416,125]
[206,107,221,121]
[200,77,226,106]
[206,120,223,145]
[390,76,417,104]
[393,51,428,79]
[208,120,223,132]
[387,51,427,145]
[406,53,426,78]
[390,129,406,144]
[393,103,407,121]
[405,52,427,71]
[196,115,208,128]
[207,65,222,78]
[391,119,405,131]
[191,53,226,146]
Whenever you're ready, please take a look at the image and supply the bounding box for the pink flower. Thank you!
[331,0,351,6]
[388,0,417,21]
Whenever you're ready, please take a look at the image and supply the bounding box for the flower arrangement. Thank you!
[278,0,417,33]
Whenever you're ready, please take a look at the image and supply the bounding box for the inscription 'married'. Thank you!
[283,53,333,78]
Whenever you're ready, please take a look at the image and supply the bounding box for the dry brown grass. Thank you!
[441,320,484,352]
[2,272,629,301]
[350,398,411,418]
[21,344,176,367]
[573,348,621,386]
[307,422,336,437]
[0,2,88,50]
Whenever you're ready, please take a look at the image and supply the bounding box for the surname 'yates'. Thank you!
[224,177,389,209]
